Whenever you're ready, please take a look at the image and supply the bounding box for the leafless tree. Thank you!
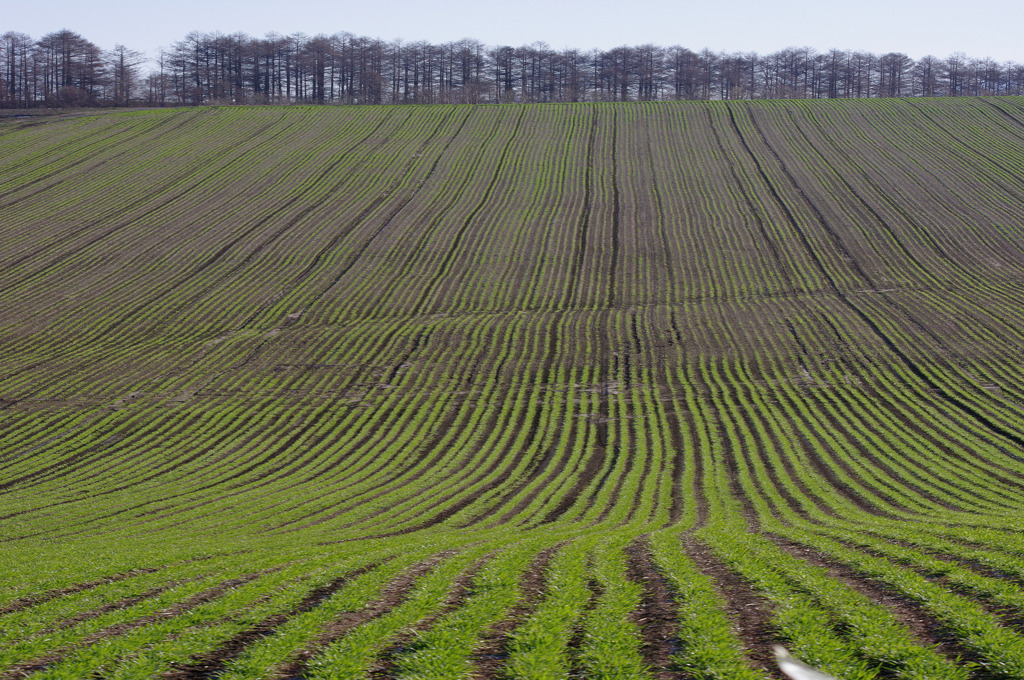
[0,32,33,107]
[877,52,912,97]
[107,44,144,105]
[944,52,966,95]
[4,27,1024,107]
[32,30,105,106]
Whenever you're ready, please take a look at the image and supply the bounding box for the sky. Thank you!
[6,0,1023,66]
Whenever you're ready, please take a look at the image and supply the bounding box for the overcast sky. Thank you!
[6,0,1023,65]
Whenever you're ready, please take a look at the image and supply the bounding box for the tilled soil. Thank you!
[163,561,384,680]
[368,553,493,679]
[683,535,784,679]
[1,568,279,680]
[469,543,563,678]
[0,567,159,616]
[624,537,685,680]
[271,552,456,679]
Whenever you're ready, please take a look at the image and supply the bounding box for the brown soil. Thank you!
[163,561,383,679]
[811,533,1024,643]
[351,379,557,538]
[656,378,688,526]
[624,537,684,680]
[45,578,200,634]
[368,553,492,679]
[468,321,568,529]
[765,534,963,658]
[682,535,783,679]
[469,543,562,678]
[564,573,605,678]
[540,442,606,524]
[0,567,159,616]
[270,551,457,679]
[938,579,1024,636]
[0,569,278,680]
[889,537,1024,588]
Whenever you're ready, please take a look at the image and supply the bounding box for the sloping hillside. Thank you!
[4,99,1024,678]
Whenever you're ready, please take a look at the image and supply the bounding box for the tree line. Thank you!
[3,28,1023,108]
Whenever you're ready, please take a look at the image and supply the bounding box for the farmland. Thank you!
[3,97,1024,678]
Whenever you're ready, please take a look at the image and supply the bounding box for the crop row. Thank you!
[5,99,1024,676]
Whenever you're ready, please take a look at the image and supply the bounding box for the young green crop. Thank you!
[6,99,1024,679]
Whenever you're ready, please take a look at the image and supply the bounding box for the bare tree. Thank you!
[30,30,105,106]
[0,32,33,107]
[913,55,940,97]
[822,49,847,99]
[302,35,332,103]
[106,44,144,105]
[944,52,966,96]
[10,27,1024,107]
[877,52,912,97]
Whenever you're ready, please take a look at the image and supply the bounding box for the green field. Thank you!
[4,98,1024,679]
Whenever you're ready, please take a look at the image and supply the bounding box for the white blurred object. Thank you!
[774,645,841,680]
